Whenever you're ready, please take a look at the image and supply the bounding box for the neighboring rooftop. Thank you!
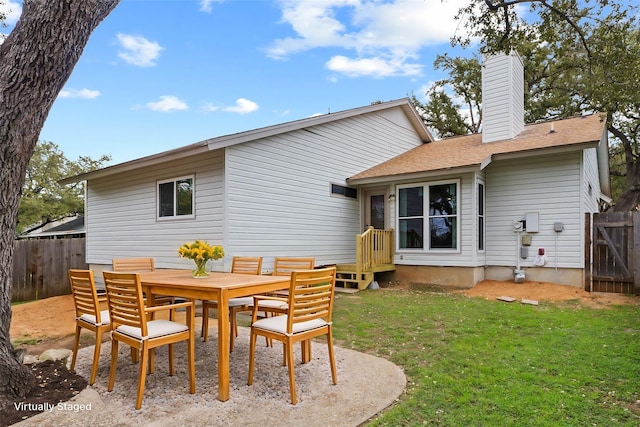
[19,215,85,239]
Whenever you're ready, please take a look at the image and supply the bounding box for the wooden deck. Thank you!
[335,227,395,290]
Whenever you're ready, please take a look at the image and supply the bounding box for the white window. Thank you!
[477,180,485,252]
[397,180,459,251]
[157,175,194,220]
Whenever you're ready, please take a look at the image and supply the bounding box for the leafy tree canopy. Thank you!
[415,0,640,209]
[412,54,482,139]
[17,141,110,234]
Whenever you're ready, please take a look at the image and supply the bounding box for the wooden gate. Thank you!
[586,212,640,293]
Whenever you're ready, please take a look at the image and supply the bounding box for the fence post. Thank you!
[634,212,640,294]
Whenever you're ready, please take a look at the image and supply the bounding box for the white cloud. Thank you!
[202,102,220,112]
[267,0,471,78]
[202,98,258,114]
[116,33,163,67]
[200,0,225,13]
[0,1,22,25]
[146,96,189,112]
[58,88,101,99]
[413,81,436,103]
[222,98,259,114]
[326,55,421,78]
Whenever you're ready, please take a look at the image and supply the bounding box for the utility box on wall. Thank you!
[525,212,539,233]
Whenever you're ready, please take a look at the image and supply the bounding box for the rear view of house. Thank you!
[63,52,609,290]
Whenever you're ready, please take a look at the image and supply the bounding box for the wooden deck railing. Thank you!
[355,227,394,276]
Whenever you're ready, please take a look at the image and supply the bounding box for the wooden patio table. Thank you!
[138,269,290,402]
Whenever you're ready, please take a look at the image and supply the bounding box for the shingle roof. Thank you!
[348,113,607,183]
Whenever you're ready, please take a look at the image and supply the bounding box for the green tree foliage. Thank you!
[411,54,482,138]
[17,141,110,233]
[449,0,640,210]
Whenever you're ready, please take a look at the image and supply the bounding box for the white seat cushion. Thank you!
[206,297,253,307]
[79,310,110,326]
[249,299,288,310]
[116,319,188,340]
[252,315,327,335]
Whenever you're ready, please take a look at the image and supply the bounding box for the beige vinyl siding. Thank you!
[86,150,224,269]
[484,152,584,269]
[224,108,423,269]
[582,147,601,213]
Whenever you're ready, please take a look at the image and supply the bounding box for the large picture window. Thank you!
[398,181,459,250]
[158,175,194,219]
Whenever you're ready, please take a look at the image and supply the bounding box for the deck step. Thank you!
[335,287,359,294]
[335,269,374,291]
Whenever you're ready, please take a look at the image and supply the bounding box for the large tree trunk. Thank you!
[612,162,640,211]
[0,0,120,399]
[610,125,640,212]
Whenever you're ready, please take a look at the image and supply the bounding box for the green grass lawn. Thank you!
[332,287,640,426]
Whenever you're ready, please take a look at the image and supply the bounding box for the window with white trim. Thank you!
[157,175,194,219]
[398,180,459,250]
[477,180,485,252]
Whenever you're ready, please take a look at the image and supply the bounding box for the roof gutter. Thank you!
[348,165,481,185]
[58,143,210,185]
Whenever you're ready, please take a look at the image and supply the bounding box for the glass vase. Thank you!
[192,258,209,278]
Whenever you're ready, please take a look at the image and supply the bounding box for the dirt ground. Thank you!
[459,279,640,308]
[10,294,85,356]
[10,280,639,355]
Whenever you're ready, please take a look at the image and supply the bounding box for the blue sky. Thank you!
[2,0,474,165]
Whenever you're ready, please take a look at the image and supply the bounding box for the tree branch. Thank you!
[484,0,592,58]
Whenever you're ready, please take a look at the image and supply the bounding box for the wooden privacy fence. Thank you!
[12,238,87,302]
[586,212,640,294]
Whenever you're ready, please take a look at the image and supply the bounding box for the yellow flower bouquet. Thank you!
[178,240,224,278]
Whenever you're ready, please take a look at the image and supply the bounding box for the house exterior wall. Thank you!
[380,150,599,288]
[86,106,424,274]
[583,147,602,213]
[484,152,584,271]
[86,150,225,272]
[224,108,424,271]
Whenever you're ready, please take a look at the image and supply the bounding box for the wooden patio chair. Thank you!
[201,256,263,352]
[112,257,177,319]
[102,271,196,410]
[247,257,316,347]
[247,266,337,405]
[270,257,316,277]
[68,269,110,385]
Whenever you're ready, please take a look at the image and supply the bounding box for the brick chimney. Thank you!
[482,51,524,143]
